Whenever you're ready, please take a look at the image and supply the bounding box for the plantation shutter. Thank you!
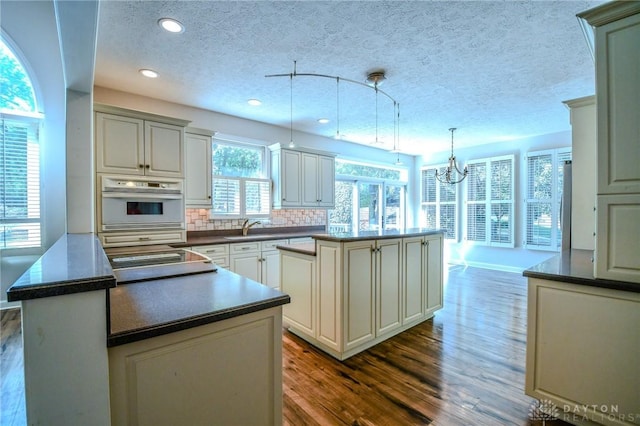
[0,117,41,249]
[466,161,486,242]
[490,157,513,245]
[212,177,240,216]
[421,166,457,240]
[525,152,553,248]
[245,178,271,216]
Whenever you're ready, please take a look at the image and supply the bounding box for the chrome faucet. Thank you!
[241,219,261,236]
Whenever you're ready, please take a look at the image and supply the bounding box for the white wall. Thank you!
[1,0,67,306]
[415,130,574,272]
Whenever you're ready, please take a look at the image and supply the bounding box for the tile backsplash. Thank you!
[186,208,327,232]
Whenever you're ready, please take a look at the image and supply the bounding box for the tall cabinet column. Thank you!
[579,2,640,283]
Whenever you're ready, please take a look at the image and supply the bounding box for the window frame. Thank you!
[524,148,572,251]
[329,158,408,233]
[463,154,515,248]
[420,164,459,241]
[1,33,43,252]
[209,137,271,219]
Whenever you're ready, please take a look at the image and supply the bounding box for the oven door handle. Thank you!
[102,192,183,200]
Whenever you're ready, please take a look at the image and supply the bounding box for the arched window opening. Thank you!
[1,36,42,249]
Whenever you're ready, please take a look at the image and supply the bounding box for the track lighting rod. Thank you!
[266,70,398,105]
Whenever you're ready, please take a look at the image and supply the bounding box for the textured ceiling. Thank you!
[95,0,603,155]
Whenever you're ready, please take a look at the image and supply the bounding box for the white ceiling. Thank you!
[94,0,603,155]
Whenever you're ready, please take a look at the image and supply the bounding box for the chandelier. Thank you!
[266,62,400,158]
[435,128,468,184]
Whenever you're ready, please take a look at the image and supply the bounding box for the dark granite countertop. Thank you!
[108,267,290,346]
[7,233,116,302]
[523,249,639,293]
[173,226,324,247]
[276,242,317,256]
[312,228,444,243]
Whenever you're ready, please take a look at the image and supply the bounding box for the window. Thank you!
[525,148,571,251]
[329,159,407,233]
[210,138,270,218]
[464,155,515,247]
[1,38,42,249]
[420,166,458,240]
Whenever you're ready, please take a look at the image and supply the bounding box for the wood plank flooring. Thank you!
[1,265,568,425]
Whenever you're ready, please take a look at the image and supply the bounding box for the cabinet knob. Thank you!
[138,164,144,169]
[145,164,150,169]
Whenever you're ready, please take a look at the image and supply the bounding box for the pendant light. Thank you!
[435,128,468,184]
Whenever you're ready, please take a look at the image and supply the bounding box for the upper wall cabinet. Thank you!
[185,128,214,208]
[269,144,336,209]
[95,104,190,178]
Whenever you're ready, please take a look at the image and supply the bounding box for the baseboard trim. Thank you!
[1,300,21,310]
[448,259,525,274]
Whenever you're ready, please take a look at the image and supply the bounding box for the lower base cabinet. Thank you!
[281,233,444,360]
[108,307,283,426]
[525,278,640,426]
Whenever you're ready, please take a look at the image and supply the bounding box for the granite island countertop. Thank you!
[276,228,444,256]
[311,227,444,243]
[7,233,116,302]
[173,226,324,247]
[108,267,290,346]
[523,249,639,294]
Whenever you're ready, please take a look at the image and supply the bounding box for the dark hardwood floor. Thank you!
[1,265,569,425]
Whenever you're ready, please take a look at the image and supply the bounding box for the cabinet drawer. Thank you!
[191,244,229,256]
[261,239,289,251]
[288,237,314,244]
[100,231,186,248]
[230,242,261,254]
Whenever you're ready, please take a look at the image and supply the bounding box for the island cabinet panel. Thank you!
[425,233,444,315]
[109,308,283,426]
[281,232,443,360]
[376,238,403,335]
[526,278,640,425]
[281,251,315,336]
[317,242,341,351]
[402,237,426,324]
[344,240,376,350]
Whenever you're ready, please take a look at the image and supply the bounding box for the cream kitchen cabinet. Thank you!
[185,128,214,208]
[95,105,189,178]
[269,144,336,209]
[283,231,443,360]
[402,234,443,325]
[302,152,335,207]
[578,3,640,283]
[280,250,315,337]
[343,238,402,351]
[229,239,287,289]
[190,244,229,269]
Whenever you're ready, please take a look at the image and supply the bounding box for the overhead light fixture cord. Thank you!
[435,128,468,184]
[336,77,340,140]
[289,64,295,148]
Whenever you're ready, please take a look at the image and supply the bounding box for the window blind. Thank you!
[464,155,514,247]
[525,148,571,251]
[420,166,458,240]
[212,177,270,218]
[1,117,41,249]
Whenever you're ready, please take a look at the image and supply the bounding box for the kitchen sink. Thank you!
[223,235,274,240]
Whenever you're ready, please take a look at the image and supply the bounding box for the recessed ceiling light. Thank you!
[139,69,158,78]
[247,99,262,106]
[317,118,330,124]
[158,18,185,33]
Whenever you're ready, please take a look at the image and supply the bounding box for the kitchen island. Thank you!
[523,250,639,425]
[278,228,445,360]
[7,233,290,426]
